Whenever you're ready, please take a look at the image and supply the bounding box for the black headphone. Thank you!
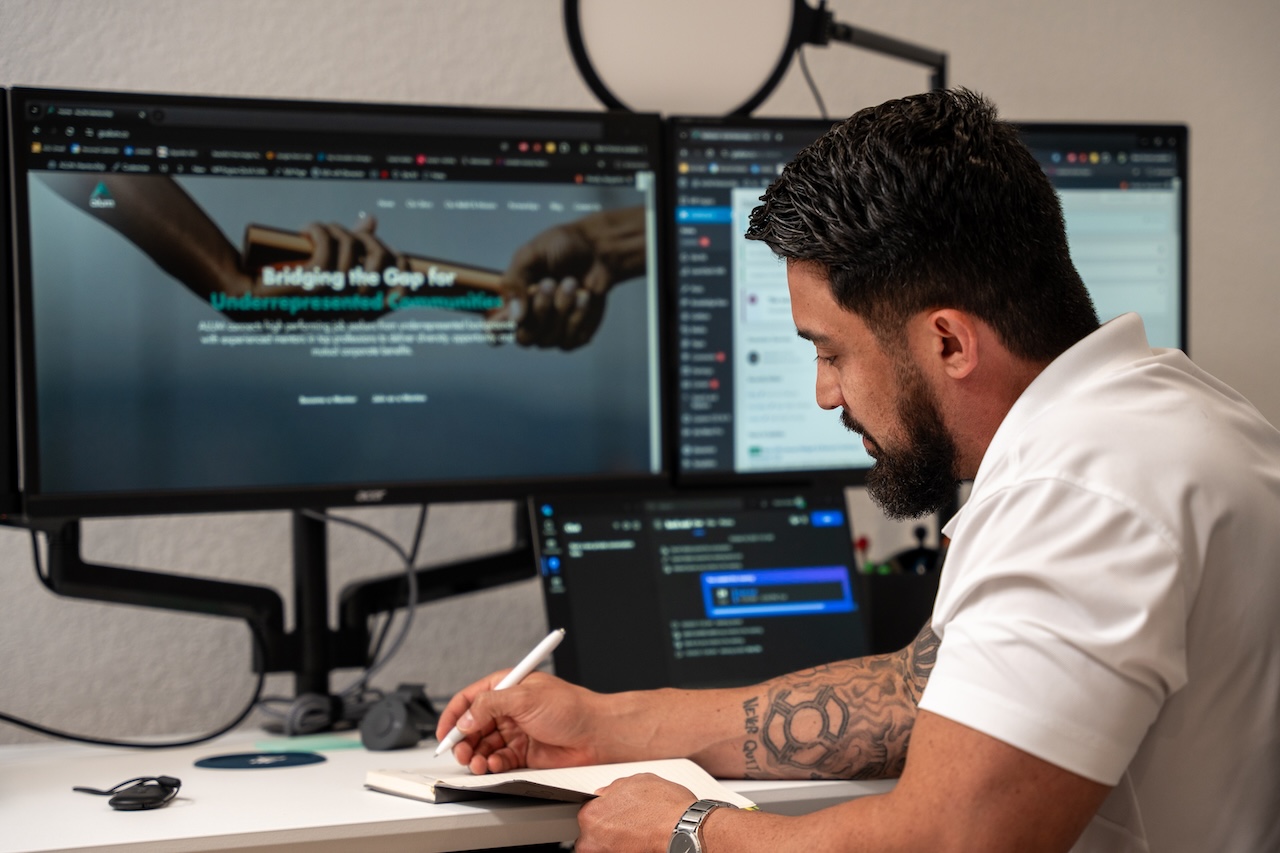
[359,684,440,751]
[74,776,181,810]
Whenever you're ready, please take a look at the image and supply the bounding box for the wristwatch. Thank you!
[667,799,737,853]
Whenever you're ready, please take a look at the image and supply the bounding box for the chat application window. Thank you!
[729,188,872,473]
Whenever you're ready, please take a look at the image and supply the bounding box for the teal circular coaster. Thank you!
[194,751,326,769]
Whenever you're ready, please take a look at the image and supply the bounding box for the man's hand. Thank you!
[499,222,608,350]
[292,216,406,293]
[495,206,646,350]
[434,671,610,775]
[575,774,698,853]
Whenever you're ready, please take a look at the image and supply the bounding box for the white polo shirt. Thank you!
[919,314,1280,852]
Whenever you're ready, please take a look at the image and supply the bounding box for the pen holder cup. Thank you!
[859,570,941,655]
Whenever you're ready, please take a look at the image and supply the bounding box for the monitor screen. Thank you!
[8,88,667,517]
[666,115,1190,486]
[1018,122,1188,351]
[532,488,868,692]
[665,116,864,486]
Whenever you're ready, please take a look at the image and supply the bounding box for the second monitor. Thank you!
[667,116,863,485]
[666,114,1188,486]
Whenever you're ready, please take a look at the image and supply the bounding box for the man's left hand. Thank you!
[575,773,697,853]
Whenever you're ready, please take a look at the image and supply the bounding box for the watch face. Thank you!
[668,832,699,853]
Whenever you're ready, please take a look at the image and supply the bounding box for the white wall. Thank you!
[1,0,1276,744]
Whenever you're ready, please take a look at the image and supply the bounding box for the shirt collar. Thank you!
[942,312,1155,536]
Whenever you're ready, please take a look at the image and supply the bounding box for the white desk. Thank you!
[0,731,894,852]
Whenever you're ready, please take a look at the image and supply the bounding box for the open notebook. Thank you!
[365,758,757,808]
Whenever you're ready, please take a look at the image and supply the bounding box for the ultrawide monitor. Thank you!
[666,115,1188,486]
[8,88,667,517]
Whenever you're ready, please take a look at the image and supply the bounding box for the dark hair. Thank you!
[745,89,1098,361]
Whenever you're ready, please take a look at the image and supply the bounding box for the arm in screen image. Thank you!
[40,172,405,311]
[494,205,646,350]
[45,172,642,347]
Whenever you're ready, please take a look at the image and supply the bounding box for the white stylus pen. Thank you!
[434,628,566,757]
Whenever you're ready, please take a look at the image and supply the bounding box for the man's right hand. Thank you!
[435,671,610,775]
[493,206,646,351]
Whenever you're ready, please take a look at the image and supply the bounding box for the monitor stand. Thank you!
[26,507,536,733]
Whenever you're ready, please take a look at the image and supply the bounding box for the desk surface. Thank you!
[1,731,894,853]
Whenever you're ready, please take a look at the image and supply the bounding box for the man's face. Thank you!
[854,355,960,520]
[788,263,959,520]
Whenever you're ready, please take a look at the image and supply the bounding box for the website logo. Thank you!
[89,182,116,210]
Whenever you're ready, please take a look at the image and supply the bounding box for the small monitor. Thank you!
[531,489,868,692]
[1018,122,1188,351]
[8,88,667,517]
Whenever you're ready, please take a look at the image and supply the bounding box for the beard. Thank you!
[842,364,959,521]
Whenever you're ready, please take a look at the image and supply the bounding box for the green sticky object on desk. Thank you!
[254,733,366,752]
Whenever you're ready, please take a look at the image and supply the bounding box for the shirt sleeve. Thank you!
[919,475,1189,785]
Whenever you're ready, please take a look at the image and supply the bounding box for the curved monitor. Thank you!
[665,115,1189,488]
[9,88,667,517]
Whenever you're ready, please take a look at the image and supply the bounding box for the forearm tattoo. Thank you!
[741,622,940,780]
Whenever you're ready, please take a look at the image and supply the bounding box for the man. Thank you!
[436,89,1280,852]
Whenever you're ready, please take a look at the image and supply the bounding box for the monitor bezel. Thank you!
[0,98,21,518]
[9,86,672,518]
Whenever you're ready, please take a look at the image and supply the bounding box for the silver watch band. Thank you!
[670,798,736,852]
